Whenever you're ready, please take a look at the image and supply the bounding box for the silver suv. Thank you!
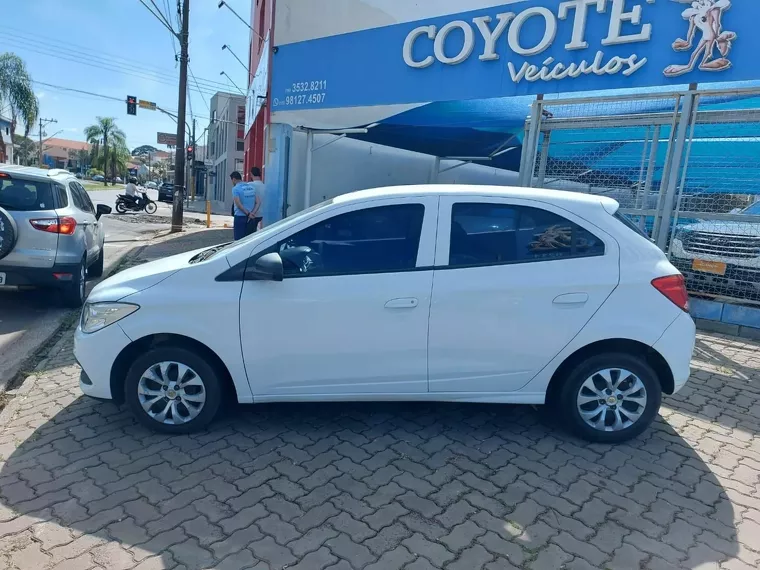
[0,166,111,307]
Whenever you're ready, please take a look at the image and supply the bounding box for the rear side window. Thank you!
[54,184,69,208]
[450,203,605,267]
[613,211,650,239]
[0,178,54,211]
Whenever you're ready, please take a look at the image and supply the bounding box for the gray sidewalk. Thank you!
[0,229,759,569]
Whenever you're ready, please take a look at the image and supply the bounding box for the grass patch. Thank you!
[81,181,125,191]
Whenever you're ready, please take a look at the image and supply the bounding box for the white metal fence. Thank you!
[519,87,760,306]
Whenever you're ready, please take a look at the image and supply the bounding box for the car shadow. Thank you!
[665,333,760,435]
[0,387,740,569]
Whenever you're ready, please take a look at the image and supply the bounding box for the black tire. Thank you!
[0,207,18,261]
[60,257,87,308]
[144,201,157,214]
[124,345,223,433]
[88,248,104,278]
[556,352,662,443]
[115,201,128,214]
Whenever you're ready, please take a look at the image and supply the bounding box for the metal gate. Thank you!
[519,87,760,306]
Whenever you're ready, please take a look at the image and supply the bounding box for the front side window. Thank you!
[277,204,425,277]
[450,203,605,267]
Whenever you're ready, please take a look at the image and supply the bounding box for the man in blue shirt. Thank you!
[230,171,260,240]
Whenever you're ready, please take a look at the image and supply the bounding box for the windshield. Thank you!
[199,198,335,261]
[742,201,760,215]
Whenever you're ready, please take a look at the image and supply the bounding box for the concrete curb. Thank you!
[0,243,144,396]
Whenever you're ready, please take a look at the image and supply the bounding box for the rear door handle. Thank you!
[553,293,589,305]
[385,298,419,309]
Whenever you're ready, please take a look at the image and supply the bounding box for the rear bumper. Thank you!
[0,262,81,288]
[653,311,696,394]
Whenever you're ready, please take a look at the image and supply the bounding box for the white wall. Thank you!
[286,132,526,215]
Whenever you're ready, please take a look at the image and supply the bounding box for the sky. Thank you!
[3,0,251,153]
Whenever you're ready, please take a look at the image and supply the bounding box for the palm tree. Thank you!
[0,53,39,159]
[84,117,125,186]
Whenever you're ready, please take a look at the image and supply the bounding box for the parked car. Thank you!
[0,166,112,307]
[74,185,695,441]
[75,173,83,179]
[114,177,123,184]
[158,183,174,202]
[145,181,158,190]
[670,201,760,301]
[92,175,105,182]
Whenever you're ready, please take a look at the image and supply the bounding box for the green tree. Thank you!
[0,53,39,153]
[14,135,36,166]
[84,117,125,186]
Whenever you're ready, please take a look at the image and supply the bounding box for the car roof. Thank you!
[333,185,619,214]
[0,165,75,183]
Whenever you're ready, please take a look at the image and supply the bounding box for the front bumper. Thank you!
[0,262,81,288]
[653,311,696,394]
[671,256,760,301]
[74,322,133,400]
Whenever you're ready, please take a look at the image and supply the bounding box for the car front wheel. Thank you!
[124,346,223,433]
[557,353,662,443]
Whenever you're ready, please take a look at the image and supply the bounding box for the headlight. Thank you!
[81,302,139,334]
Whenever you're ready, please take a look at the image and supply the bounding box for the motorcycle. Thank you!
[115,191,158,214]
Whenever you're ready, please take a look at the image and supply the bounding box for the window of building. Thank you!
[275,204,425,277]
[236,141,245,152]
[449,203,605,267]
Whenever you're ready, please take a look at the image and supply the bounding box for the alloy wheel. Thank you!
[137,361,206,425]
[576,368,648,432]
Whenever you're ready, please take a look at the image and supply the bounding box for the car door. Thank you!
[428,196,619,393]
[238,196,438,397]
[69,182,97,261]
[76,182,103,258]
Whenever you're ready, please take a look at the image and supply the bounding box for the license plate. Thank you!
[692,259,727,276]
[0,272,5,285]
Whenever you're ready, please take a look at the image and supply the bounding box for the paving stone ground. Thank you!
[1,237,759,569]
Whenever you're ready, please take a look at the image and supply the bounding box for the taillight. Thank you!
[652,274,689,312]
[29,216,77,235]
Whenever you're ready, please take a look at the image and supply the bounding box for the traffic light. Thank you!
[186,145,194,160]
[127,95,137,116]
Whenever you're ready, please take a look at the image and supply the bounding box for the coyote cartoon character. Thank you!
[664,0,736,78]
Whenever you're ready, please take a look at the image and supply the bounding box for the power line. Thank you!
[6,37,218,97]
[3,27,232,91]
[138,0,178,37]
[189,66,210,112]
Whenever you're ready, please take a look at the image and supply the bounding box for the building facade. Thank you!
[243,0,273,180]
[0,116,13,164]
[41,138,90,171]
[207,91,246,213]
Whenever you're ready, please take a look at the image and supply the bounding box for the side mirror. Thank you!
[95,204,112,220]
[247,252,283,282]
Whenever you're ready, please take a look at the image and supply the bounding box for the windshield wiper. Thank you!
[189,244,228,264]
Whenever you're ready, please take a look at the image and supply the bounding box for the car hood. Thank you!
[681,220,760,236]
[87,247,211,303]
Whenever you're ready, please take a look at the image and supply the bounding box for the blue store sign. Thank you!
[271,0,754,112]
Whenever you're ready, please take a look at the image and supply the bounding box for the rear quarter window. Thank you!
[0,178,54,211]
[613,211,650,239]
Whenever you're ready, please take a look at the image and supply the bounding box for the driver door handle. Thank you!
[385,298,418,309]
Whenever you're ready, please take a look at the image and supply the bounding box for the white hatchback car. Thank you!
[74,185,695,442]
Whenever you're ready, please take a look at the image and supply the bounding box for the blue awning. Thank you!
[349,82,760,195]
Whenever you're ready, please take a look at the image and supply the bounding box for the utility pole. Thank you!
[171,0,190,232]
[190,119,196,201]
[37,118,57,167]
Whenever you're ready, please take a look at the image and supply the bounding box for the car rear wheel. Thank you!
[557,352,662,443]
[88,249,104,278]
[124,346,223,433]
[60,257,87,308]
